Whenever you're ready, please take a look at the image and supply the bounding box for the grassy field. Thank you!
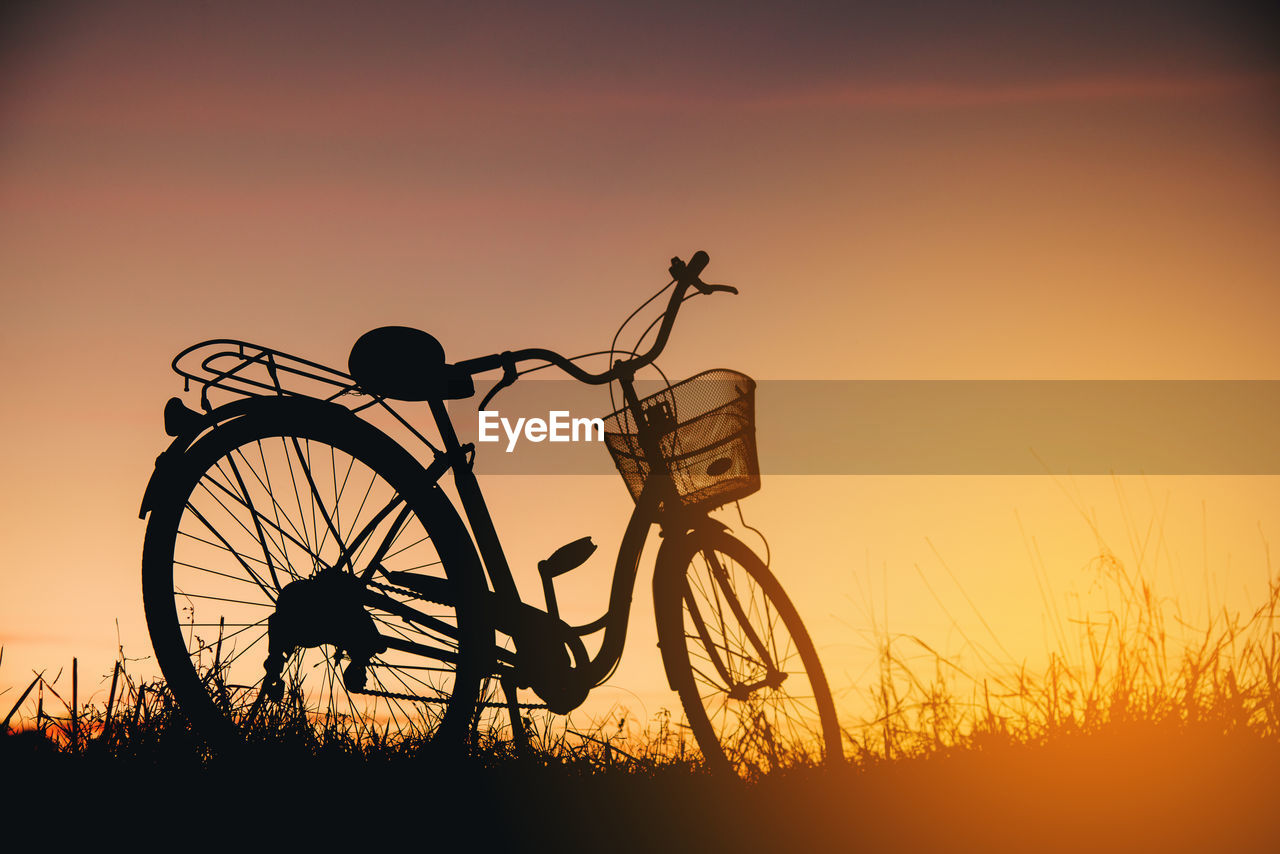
[3,714,1274,851]
[3,543,1277,851]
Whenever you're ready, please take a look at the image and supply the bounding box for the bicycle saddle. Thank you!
[348,326,475,401]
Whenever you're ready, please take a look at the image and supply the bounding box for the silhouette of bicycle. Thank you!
[140,251,840,775]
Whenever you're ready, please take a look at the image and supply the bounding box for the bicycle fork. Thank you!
[688,547,786,699]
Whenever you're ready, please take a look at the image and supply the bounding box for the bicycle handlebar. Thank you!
[669,250,710,288]
[456,251,735,400]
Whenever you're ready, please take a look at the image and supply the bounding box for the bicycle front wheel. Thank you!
[141,399,490,751]
[655,530,841,776]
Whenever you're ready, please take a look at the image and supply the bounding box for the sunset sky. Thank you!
[2,1,1277,729]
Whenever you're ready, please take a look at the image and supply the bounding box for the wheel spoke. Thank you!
[198,466,310,576]
[184,501,278,602]
[290,436,348,562]
[223,451,283,590]
[146,409,486,752]
[663,534,839,776]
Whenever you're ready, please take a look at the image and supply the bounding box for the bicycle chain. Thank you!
[366,575,444,604]
[358,577,549,710]
[352,686,548,710]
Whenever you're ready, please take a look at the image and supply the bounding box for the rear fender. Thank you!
[138,396,358,519]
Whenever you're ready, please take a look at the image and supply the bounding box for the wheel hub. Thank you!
[726,669,787,702]
[262,568,388,699]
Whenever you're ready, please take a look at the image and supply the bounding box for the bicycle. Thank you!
[139,251,841,775]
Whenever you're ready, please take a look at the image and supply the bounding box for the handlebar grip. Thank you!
[685,250,709,279]
[669,250,710,286]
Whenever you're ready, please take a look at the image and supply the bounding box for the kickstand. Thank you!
[502,677,530,754]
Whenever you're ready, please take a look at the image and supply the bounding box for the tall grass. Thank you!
[4,540,1278,770]
[845,535,1279,763]
[0,648,704,774]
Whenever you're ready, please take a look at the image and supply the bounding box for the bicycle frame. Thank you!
[140,344,711,714]
[143,251,735,715]
[140,252,844,772]
[416,366,713,710]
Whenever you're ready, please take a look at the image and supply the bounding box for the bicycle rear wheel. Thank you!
[141,400,489,751]
[655,530,841,776]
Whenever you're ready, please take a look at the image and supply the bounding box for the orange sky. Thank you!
[2,1,1278,730]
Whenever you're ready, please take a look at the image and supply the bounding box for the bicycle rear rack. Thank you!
[173,339,365,411]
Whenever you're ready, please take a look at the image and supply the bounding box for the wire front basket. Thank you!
[603,369,760,510]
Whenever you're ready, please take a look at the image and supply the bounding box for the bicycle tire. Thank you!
[654,530,841,776]
[141,398,490,751]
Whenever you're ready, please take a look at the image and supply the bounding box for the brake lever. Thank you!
[695,281,739,296]
[478,352,518,411]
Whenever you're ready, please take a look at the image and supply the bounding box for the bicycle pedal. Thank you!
[538,536,597,579]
